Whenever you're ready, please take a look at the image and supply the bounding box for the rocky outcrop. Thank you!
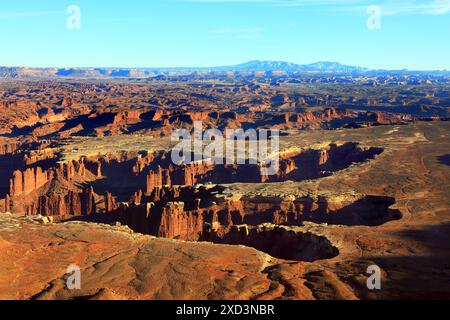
[113,110,145,125]
[270,108,347,127]
[158,202,204,240]
[8,159,90,198]
[145,162,222,193]
[27,186,97,217]
[142,143,383,191]
[146,166,172,192]
[55,161,87,180]
[97,181,401,243]
[101,186,221,240]
[145,162,262,192]
[80,186,97,216]
[9,167,52,197]
[2,140,384,223]
[0,142,20,155]
[104,192,116,213]
[0,195,10,213]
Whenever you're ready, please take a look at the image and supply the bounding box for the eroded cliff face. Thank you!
[142,143,383,190]
[207,224,339,262]
[26,186,97,217]
[8,159,89,197]
[0,138,399,262]
[1,158,97,216]
[91,182,400,261]
[110,188,400,232]
[9,167,52,197]
[0,142,21,155]
[0,142,386,218]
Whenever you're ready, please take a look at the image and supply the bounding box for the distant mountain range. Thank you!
[144,60,368,73]
[207,60,368,72]
[0,61,446,79]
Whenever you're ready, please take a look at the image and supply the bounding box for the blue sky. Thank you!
[0,0,449,70]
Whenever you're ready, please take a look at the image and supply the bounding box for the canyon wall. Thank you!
[9,167,52,197]
[143,143,383,193]
[8,160,89,197]
[0,142,20,155]
[0,140,393,240]
[99,182,401,243]
[26,187,97,217]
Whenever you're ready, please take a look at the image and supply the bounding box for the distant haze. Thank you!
[2,61,449,79]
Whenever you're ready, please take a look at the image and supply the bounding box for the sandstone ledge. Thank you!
[1,213,345,300]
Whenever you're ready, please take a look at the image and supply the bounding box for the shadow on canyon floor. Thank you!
[298,196,403,227]
[438,154,450,166]
[347,222,450,299]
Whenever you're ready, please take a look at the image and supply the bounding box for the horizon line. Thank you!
[0,61,449,72]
